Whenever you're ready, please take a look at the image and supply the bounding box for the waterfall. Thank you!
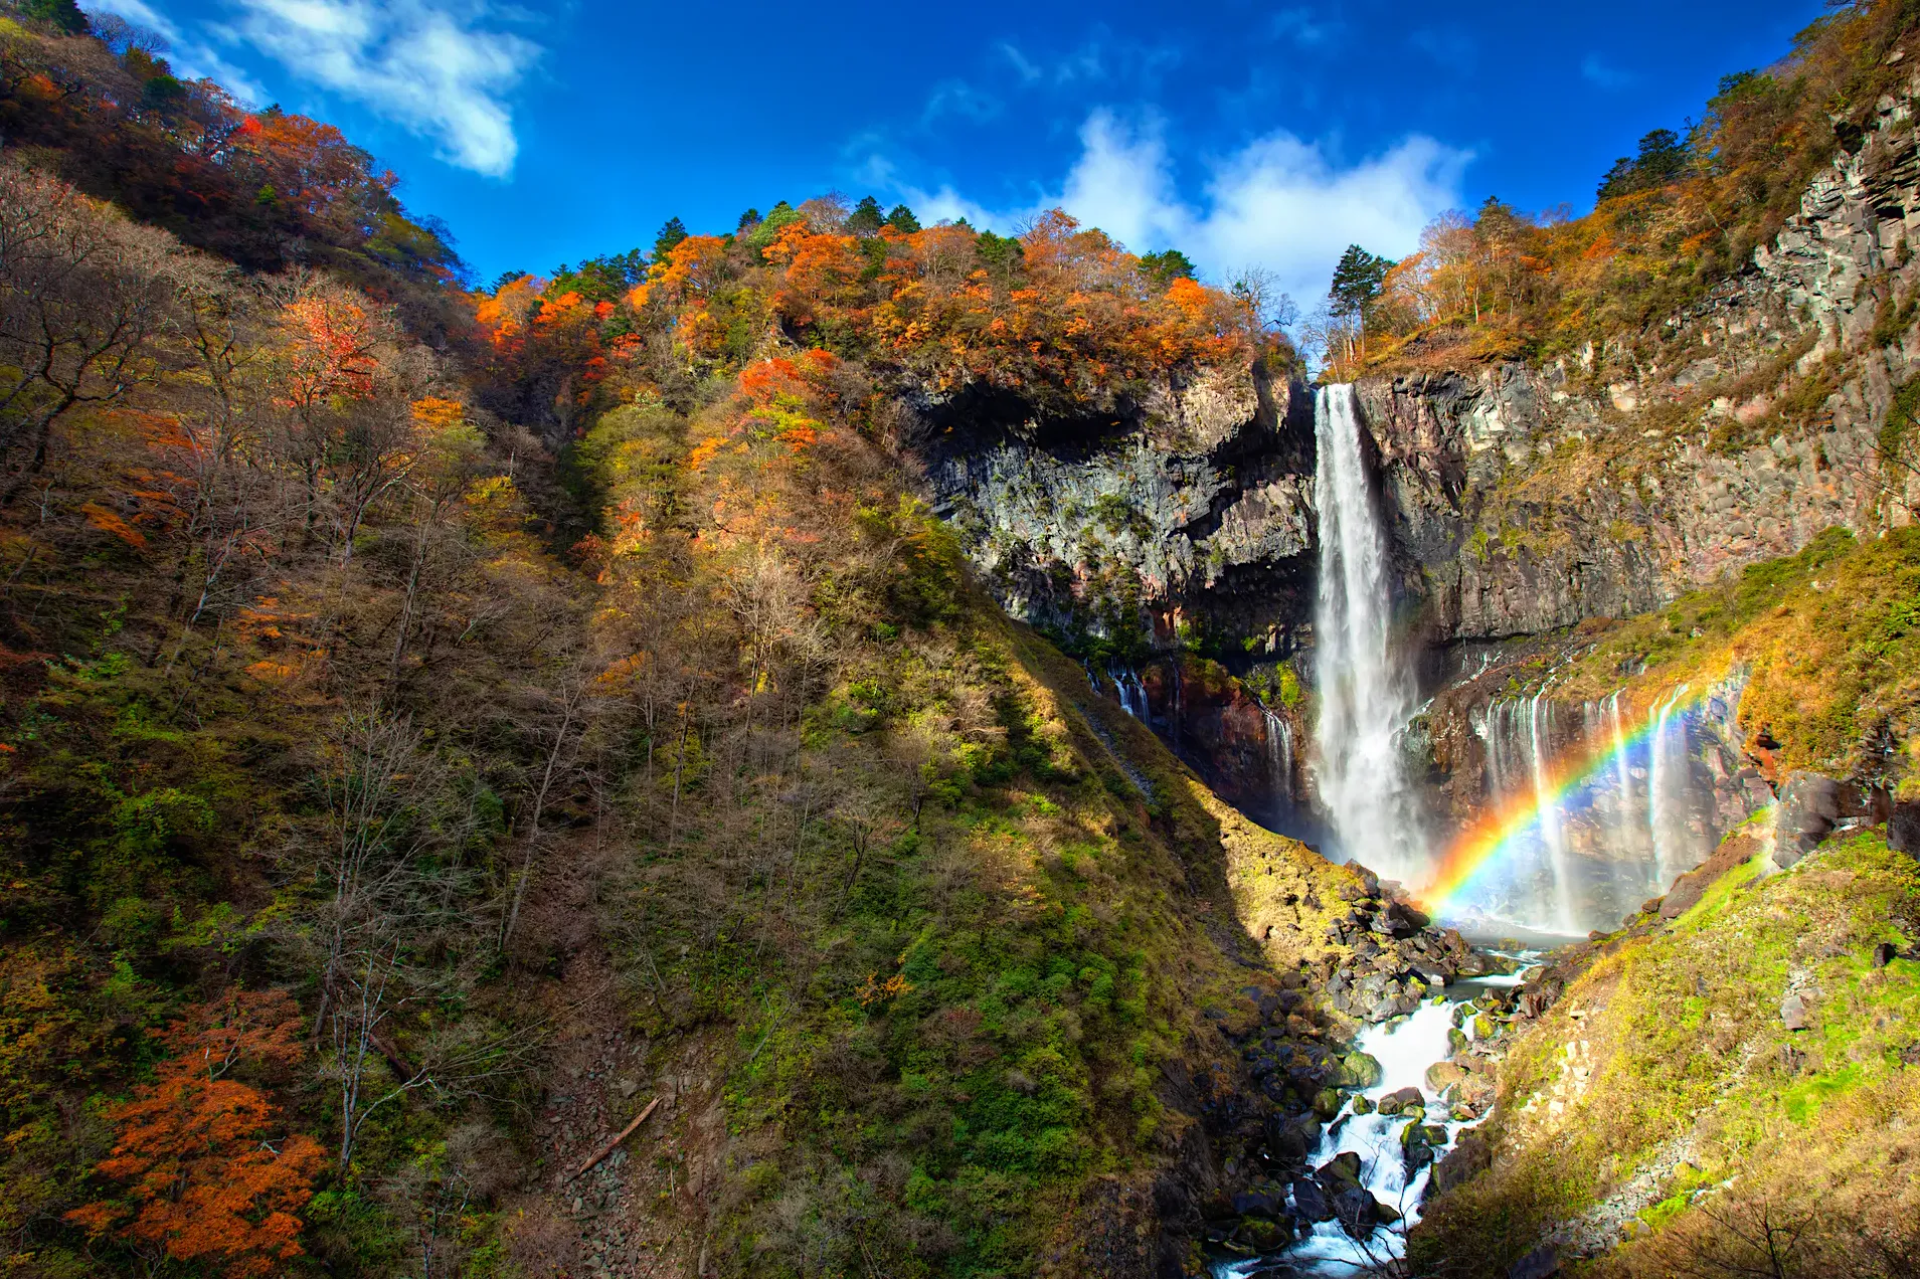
[1109,668,1148,720]
[1648,686,1690,891]
[1263,706,1294,798]
[1311,384,1421,880]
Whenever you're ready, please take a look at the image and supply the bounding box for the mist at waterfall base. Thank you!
[1425,689,1718,935]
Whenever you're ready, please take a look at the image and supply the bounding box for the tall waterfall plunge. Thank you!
[1310,384,1425,883]
[1299,386,1741,936]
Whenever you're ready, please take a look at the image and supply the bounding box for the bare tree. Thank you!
[0,161,188,504]
[287,705,490,1170]
[497,661,609,956]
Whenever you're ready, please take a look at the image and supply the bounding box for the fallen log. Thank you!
[568,1097,659,1181]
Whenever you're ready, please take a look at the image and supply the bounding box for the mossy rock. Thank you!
[1334,1051,1384,1088]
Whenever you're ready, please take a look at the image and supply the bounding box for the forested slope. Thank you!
[0,7,1362,1278]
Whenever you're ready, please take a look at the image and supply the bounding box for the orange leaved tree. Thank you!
[66,990,325,1278]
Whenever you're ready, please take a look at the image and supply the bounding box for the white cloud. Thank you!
[1268,7,1338,47]
[922,78,1001,126]
[1580,54,1634,90]
[219,0,541,177]
[889,110,1471,311]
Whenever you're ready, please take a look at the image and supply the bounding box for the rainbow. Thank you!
[1414,687,1706,921]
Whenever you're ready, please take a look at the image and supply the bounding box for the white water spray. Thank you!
[1311,384,1421,879]
[1648,685,1689,890]
[1525,686,1577,934]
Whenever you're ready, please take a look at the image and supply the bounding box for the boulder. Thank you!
[1379,1086,1424,1116]
[1230,1190,1282,1218]
[1874,942,1898,968]
[1454,950,1492,978]
[1332,1185,1379,1239]
[1316,1150,1363,1188]
[1334,1051,1384,1089]
[1400,1122,1449,1170]
[1773,771,1870,868]
[1342,862,1381,897]
[1291,1177,1335,1222]
[1235,1215,1290,1249]
[1509,1244,1560,1279]
[1265,1115,1317,1163]
[1891,801,1920,857]
[1425,1060,1468,1094]
[1781,991,1811,1031]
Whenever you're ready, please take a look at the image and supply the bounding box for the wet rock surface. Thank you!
[1173,903,1511,1270]
[1317,870,1480,1022]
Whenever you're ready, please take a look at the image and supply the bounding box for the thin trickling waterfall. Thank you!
[1649,685,1690,890]
[1525,687,1577,934]
[1311,384,1421,881]
[1607,692,1633,824]
[1263,706,1294,798]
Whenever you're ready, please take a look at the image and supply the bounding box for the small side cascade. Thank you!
[1107,668,1149,720]
[1262,705,1295,800]
[1449,683,1731,934]
[1648,684,1692,890]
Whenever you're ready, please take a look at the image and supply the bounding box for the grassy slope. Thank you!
[1412,523,1920,1276]
[608,571,1358,1277]
[1413,829,1920,1278]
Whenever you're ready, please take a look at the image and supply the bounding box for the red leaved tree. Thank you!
[66,990,325,1278]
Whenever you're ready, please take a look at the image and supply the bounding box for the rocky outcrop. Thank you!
[913,359,1320,652]
[1352,74,1920,641]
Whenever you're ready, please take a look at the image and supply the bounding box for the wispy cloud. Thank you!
[1407,26,1475,64]
[1268,7,1338,47]
[218,0,542,177]
[886,109,1470,310]
[1580,54,1635,90]
[998,41,1041,84]
[922,78,1002,126]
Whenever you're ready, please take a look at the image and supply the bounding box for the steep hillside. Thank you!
[0,10,1446,1279]
[9,1,1920,1277]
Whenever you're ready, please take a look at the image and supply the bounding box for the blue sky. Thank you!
[88,0,1824,304]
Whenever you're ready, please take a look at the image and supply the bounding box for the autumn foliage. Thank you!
[66,991,324,1277]
[1330,0,1920,376]
[470,198,1283,443]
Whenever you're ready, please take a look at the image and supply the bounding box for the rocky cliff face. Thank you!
[1360,72,1920,642]
[922,74,1920,662]
[911,360,1320,656]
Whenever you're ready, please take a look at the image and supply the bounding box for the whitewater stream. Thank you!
[1214,967,1533,1276]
